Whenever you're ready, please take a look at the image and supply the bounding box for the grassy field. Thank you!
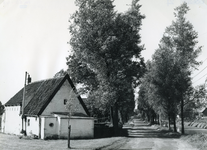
[0,133,124,150]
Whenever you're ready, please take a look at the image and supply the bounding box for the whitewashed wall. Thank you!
[41,116,94,139]
[41,117,45,139]
[42,80,86,116]
[66,117,94,139]
[26,117,39,136]
[2,106,22,135]
[41,117,58,139]
[58,116,94,139]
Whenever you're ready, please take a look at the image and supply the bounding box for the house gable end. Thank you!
[39,74,90,116]
[66,75,90,116]
[41,78,87,116]
[37,76,68,115]
[25,74,89,116]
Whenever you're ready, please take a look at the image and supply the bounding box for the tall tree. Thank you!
[67,0,145,128]
[152,44,184,131]
[152,2,201,133]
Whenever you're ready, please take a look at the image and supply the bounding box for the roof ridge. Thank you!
[28,76,64,85]
[6,74,90,117]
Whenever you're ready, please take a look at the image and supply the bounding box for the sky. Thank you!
[0,0,207,104]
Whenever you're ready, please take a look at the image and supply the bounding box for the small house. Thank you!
[1,74,94,139]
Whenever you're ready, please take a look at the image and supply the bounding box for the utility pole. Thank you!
[21,72,32,136]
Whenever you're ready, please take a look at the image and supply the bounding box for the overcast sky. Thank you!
[0,0,207,104]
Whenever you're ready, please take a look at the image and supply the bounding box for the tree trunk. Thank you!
[159,113,162,125]
[152,115,154,125]
[118,110,123,124]
[168,115,171,130]
[110,106,113,124]
[173,114,177,132]
[112,102,119,136]
[181,97,185,134]
[147,113,150,122]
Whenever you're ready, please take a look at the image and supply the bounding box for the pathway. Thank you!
[102,119,198,150]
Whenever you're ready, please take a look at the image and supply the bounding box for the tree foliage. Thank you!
[137,2,202,133]
[0,101,4,115]
[161,2,201,133]
[54,69,68,78]
[137,61,159,123]
[67,0,145,122]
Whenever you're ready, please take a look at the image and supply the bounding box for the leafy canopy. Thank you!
[67,0,145,119]
[137,3,202,131]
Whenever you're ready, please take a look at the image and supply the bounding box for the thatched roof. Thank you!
[5,74,90,116]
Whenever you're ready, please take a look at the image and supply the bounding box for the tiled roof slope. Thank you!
[5,74,90,116]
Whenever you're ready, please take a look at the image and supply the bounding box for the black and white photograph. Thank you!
[0,0,207,149]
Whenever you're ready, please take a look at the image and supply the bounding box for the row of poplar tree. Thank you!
[137,3,203,134]
[64,0,203,134]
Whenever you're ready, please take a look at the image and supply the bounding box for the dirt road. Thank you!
[118,138,197,150]
[101,119,198,150]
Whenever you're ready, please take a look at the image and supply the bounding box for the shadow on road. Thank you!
[122,119,181,139]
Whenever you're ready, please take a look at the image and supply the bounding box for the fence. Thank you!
[94,116,111,124]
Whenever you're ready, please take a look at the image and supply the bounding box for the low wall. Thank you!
[94,123,126,138]
[42,116,94,139]
[59,117,94,139]
[94,124,113,138]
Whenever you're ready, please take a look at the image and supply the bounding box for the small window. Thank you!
[64,99,68,105]
[28,119,30,126]
[49,123,54,127]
